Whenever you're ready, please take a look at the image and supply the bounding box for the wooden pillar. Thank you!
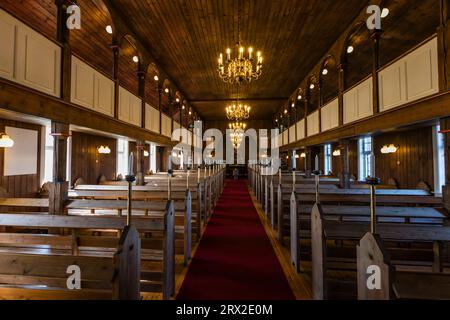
[441,118,450,212]
[136,140,145,186]
[50,121,70,215]
[338,63,346,126]
[55,0,71,101]
[137,65,146,129]
[339,139,351,189]
[438,0,449,91]
[305,147,312,177]
[371,30,383,115]
[113,45,120,119]
[158,82,163,134]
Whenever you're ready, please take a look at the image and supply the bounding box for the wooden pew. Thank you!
[66,198,191,266]
[0,203,175,299]
[0,212,172,300]
[311,204,450,300]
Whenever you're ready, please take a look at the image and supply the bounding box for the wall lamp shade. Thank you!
[0,134,14,148]
[144,150,150,157]
[300,152,306,158]
[381,144,398,154]
[98,146,111,154]
[333,150,341,157]
[295,154,300,159]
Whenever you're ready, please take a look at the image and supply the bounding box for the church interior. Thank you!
[0,0,448,302]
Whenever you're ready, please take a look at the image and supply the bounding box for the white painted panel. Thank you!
[71,56,95,109]
[283,130,289,146]
[95,72,114,116]
[404,37,439,102]
[379,60,406,111]
[16,23,60,97]
[321,99,339,132]
[296,120,305,140]
[344,77,373,124]
[277,133,283,147]
[4,126,38,176]
[129,93,142,126]
[118,86,130,123]
[289,125,296,143]
[0,9,16,81]
[145,103,160,133]
[357,78,373,119]
[173,122,181,141]
[161,114,172,137]
[307,111,320,137]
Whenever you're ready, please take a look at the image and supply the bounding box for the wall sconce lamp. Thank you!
[98,146,111,154]
[144,150,150,157]
[295,154,300,159]
[333,150,341,157]
[300,152,306,158]
[0,133,14,148]
[380,144,399,154]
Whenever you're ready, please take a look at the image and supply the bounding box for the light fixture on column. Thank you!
[0,133,14,148]
[98,146,111,154]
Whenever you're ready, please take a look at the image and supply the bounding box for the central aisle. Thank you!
[177,179,295,300]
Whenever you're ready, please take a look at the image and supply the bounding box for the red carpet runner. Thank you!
[177,179,295,300]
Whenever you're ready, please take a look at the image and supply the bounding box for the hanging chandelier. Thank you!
[217,0,263,84]
[229,122,246,150]
[226,87,251,121]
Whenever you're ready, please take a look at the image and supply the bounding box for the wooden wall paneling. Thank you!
[71,131,117,185]
[118,37,139,96]
[373,127,434,189]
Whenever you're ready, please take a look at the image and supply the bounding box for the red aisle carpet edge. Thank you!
[176,179,295,300]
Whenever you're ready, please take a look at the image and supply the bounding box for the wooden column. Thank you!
[112,45,120,119]
[49,121,70,216]
[55,0,71,101]
[136,140,145,186]
[339,139,351,189]
[371,30,383,115]
[338,63,346,126]
[441,118,450,212]
[158,82,163,134]
[438,0,449,91]
[137,65,146,129]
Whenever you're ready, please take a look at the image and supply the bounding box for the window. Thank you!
[433,125,446,194]
[117,138,129,178]
[42,126,54,184]
[324,144,332,175]
[358,137,374,180]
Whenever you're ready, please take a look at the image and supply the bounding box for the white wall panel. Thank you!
[307,111,320,137]
[71,57,95,109]
[0,9,16,81]
[145,103,160,133]
[95,72,114,116]
[344,77,373,124]
[289,125,296,143]
[379,60,406,111]
[296,120,305,141]
[161,114,172,137]
[283,130,289,146]
[404,37,439,102]
[0,9,61,97]
[119,86,141,126]
[320,98,339,132]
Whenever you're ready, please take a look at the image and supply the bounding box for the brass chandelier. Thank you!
[229,122,247,150]
[217,0,263,85]
[226,87,251,121]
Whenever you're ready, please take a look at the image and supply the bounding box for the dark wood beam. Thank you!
[441,117,450,211]
[0,79,175,146]
[282,91,450,151]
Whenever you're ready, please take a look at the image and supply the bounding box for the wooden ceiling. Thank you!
[109,0,370,120]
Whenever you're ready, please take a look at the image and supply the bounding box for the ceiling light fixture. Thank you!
[105,25,113,34]
[347,46,354,54]
[132,56,139,63]
[154,75,159,81]
[322,68,328,75]
[217,0,262,84]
